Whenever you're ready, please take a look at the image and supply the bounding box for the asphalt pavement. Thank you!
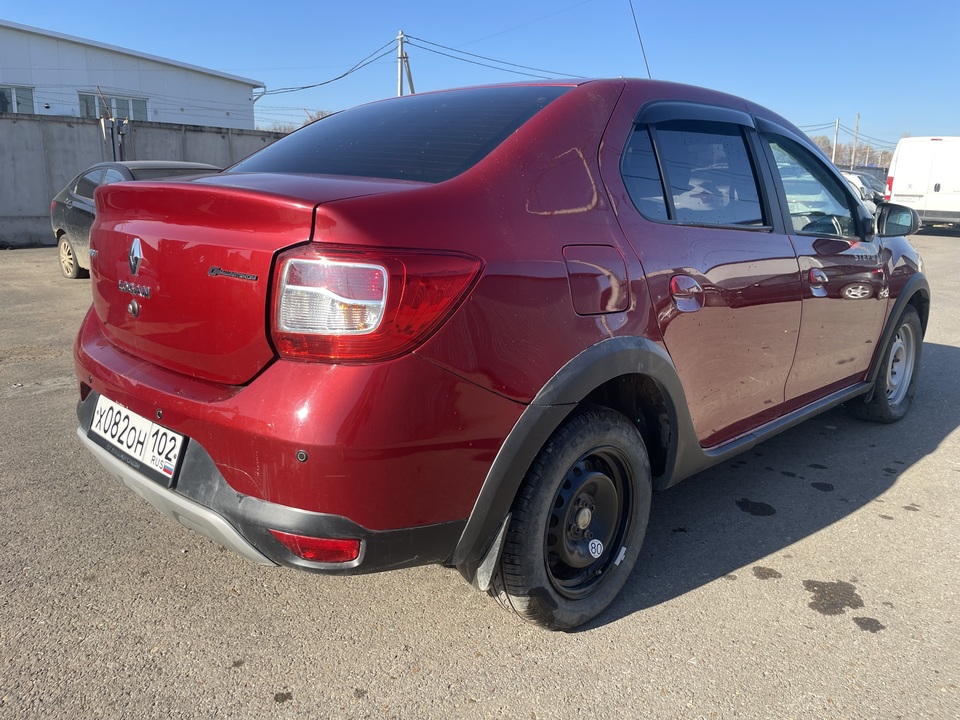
[0,231,957,719]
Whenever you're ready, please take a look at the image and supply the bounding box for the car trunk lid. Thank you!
[89,174,416,385]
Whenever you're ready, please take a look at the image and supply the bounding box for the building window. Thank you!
[0,86,35,114]
[79,92,147,121]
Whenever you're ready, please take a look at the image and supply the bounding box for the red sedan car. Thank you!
[74,79,928,630]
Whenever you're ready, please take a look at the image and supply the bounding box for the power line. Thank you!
[404,35,582,78]
[404,42,553,79]
[260,41,395,96]
[799,121,898,148]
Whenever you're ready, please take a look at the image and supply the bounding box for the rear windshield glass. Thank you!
[230,85,570,183]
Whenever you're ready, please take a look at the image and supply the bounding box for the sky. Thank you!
[3,0,959,152]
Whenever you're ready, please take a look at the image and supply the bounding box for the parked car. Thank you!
[844,176,877,214]
[842,171,883,205]
[855,171,887,199]
[50,161,220,278]
[73,80,929,630]
[886,136,960,227]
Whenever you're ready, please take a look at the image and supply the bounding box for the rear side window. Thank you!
[232,86,570,183]
[74,170,103,200]
[621,127,668,220]
[622,120,765,227]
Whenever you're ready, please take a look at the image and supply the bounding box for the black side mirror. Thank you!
[875,203,921,237]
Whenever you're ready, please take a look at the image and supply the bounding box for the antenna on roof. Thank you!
[627,0,653,79]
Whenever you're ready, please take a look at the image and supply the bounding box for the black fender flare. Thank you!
[862,273,930,402]
[452,336,692,585]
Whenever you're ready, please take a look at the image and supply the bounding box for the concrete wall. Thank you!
[0,113,285,248]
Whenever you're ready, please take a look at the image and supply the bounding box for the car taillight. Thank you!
[269,529,361,563]
[885,176,893,201]
[272,245,482,362]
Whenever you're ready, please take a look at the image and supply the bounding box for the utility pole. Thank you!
[850,113,860,171]
[397,31,415,97]
[832,118,839,164]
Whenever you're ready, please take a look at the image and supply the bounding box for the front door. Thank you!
[762,133,888,407]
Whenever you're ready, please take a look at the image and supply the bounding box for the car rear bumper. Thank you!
[77,427,276,566]
[74,307,524,533]
[76,398,467,574]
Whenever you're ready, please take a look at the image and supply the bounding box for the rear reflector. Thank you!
[269,529,361,563]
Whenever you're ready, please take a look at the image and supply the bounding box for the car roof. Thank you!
[91,161,220,170]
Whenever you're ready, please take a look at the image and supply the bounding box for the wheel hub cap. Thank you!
[575,507,593,530]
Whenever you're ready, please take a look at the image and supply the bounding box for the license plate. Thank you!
[88,395,185,486]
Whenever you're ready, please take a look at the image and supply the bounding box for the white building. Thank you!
[0,20,264,130]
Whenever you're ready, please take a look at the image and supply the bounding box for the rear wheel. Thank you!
[58,235,87,279]
[849,304,922,423]
[491,407,651,630]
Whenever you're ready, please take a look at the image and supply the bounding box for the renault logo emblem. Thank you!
[129,238,144,276]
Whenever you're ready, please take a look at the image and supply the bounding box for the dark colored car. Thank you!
[50,161,220,278]
[73,80,929,630]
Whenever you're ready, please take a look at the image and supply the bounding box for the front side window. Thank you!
[767,135,858,237]
[622,120,765,227]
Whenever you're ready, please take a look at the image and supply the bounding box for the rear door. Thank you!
[64,168,103,257]
[606,100,802,448]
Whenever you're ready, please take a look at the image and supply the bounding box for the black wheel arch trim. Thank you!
[453,336,695,585]
[862,273,930,403]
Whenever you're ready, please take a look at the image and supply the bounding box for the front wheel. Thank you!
[491,407,652,630]
[849,304,923,423]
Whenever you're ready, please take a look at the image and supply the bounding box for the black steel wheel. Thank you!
[849,304,923,423]
[491,406,651,630]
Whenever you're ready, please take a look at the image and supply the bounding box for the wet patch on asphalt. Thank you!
[803,579,864,616]
[853,617,886,633]
[736,498,776,516]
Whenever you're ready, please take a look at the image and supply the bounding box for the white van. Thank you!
[885,136,960,226]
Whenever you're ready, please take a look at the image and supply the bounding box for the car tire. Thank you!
[849,305,923,423]
[491,406,652,630]
[58,235,88,279]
